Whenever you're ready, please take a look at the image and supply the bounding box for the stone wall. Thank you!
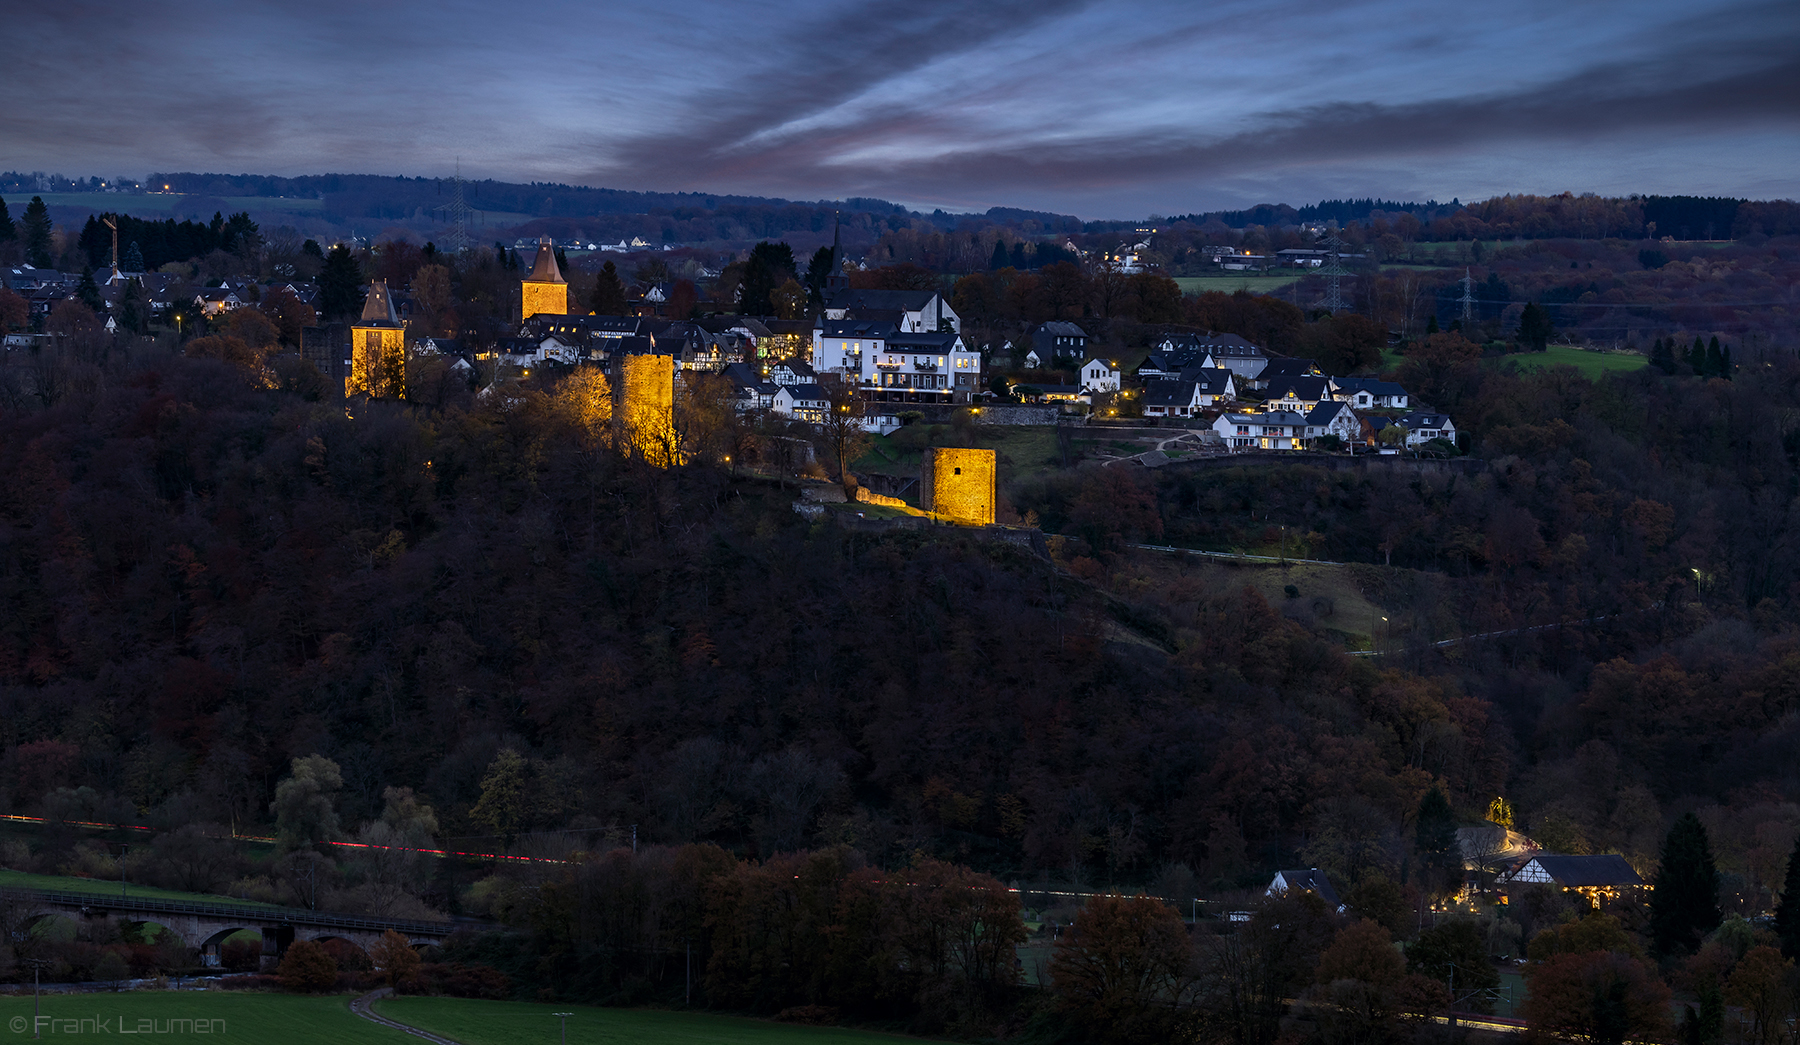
[921,447,997,526]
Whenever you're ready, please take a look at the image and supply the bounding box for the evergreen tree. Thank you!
[804,245,835,306]
[740,241,797,316]
[22,196,53,267]
[1705,336,1724,378]
[588,260,627,316]
[0,195,14,241]
[1011,242,1028,269]
[123,240,144,273]
[1650,338,1675,374]
[494,242,507,268]
[1425,314,1439,335]
[1774,833,1800,960]
[553,247,569,274]
[507,249,521,272]
[317,245,366,320]
[1688,336,1706,375]
[1518,302,1553,351]
[1718,343,1732,380]
[302,239,325,263]
[1651,812,1722,956]
[1415,786,1459,864]
[119,278,149,335]
[77,269,102,311]
[989,239,1009,271]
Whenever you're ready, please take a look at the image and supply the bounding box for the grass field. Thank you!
[0,868,288,911]
[854,424,1064,486]
[0,991,407,1044]
[1172,275,1297,295]
[378,997,928,1045]
[1491,345,1646,378]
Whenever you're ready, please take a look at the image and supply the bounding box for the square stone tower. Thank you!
[921,447,996,525]
[521,235,567,319]
[349,280,406,398]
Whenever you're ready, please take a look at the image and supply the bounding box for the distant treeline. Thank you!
[73,211,260,272]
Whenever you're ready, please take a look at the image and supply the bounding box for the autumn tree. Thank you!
[1522,950,1670,1045]
[0,288,26,332]
[276,939,339,993]
[1652,812,1722,957]
[1407,920,1500,1011]
[1050,895,1199,1045]
[1307,919,1448,1045]
[818,379,871,496]
[184,334,259,370]
[1415,786,1461,894]
[370,929,422,990]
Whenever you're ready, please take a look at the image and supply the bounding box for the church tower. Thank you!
[348,280,406,398]
[824,216,849,297]
[521,235,567,319]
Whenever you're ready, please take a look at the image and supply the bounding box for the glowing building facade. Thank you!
[348,280,407,398]
[521,235,568,319]
[617,353,677,466]
[921,448,996,525]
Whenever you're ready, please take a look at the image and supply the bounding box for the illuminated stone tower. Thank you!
[521,235,567,319]
[348,280,407,398]
[921,448,996,525]
[617,352,677,467]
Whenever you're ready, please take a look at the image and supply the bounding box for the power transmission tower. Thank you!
[1458,268,1476,326]
[443,161,471,255]
[1318,233,1349,314]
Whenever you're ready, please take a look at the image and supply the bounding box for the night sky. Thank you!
[9,0,1798,218]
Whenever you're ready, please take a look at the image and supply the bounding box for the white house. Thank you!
[1265,376,1334,413]
[813,321,981,401]
[1079,357,1121,393]
[1142,381,1205,418]
[823,288,959,334]
[1190,368,1237,405]
[1266,868,1343,909]
[1213,410,1309,451]
[1332,378,1410,410]
[1304,401,1361,446]
[1396,411,1456,448]
[772,383,830,424]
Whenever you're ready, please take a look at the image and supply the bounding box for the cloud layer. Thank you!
[4,0,1797,217]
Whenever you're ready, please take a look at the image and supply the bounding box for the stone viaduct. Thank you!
[2,886,458,967]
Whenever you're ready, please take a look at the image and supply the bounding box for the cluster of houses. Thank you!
[8,232,1456,452]
[1035,328,1456,453]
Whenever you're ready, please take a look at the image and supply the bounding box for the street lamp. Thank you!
[553,1012,573,1045]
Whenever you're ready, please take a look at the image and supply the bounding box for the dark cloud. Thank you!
[1,0,1795,216]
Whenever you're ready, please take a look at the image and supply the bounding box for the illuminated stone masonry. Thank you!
[921,448,996,526]
[348,279,406,398]
[617,352,677,467]
[521,235,567,319]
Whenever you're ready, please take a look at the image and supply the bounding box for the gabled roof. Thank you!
[1306,400,1354,425]
[1037,320,1088,337]
[773,359,817,379]
[1398,411,1453,429]
[1509,854,1644,888]
[525,236,565,284]
[821,318,896,339]
[1334,377,1408,397]
[1188,367,1235,394]
[1160,330,1265,357]
[827,288,937,312]
[779,382,828,401]
[887,331,961,351]
[1270,868,1341,907]
[1260,358,1321,380]
[1270,376,1332,402]
[1143,381,1200,407]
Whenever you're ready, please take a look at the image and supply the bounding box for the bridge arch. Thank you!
[199,927,263,970]
[310,934,372,970]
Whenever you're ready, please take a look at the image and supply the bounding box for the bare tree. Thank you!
[818,377,871,496]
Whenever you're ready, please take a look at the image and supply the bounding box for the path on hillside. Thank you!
[351,988,464,1044]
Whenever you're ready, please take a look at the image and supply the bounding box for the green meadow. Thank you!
[0,992,407,1045]
[377,996,930,1045]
